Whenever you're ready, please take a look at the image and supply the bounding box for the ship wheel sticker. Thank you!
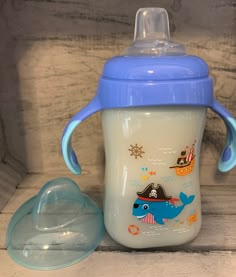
[129,144,145,159]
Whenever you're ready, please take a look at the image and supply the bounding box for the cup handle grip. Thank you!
[210,100,236,172]
[61,96,101,174]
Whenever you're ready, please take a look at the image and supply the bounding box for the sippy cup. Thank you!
[61,8,236,248]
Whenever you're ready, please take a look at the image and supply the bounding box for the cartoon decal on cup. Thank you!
[128,143,145,159]
[187,211,198,225]
[132,183,195,225]
[138,166,157,183]
[128,224,141,235]
[141,175,149,181]
[170,141,196,176]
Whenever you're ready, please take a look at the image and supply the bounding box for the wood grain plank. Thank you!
[1,213,236,251]
[3,0,236,37]
[0,163,23,210]
[18,172,103,189]
[0,250,235,277]
[12,174,236,215]
[0,214,10,249]
[0,114,5,161]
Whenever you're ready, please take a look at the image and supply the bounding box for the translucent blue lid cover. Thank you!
[6,178,105,270]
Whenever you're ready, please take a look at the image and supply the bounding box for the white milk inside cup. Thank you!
[102,106,206,248]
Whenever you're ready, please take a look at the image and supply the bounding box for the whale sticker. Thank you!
[132,183,195,225]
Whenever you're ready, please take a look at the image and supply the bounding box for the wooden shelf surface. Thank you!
[0,174,235,276]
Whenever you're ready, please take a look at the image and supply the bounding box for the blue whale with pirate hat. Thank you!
[132,183,195,225]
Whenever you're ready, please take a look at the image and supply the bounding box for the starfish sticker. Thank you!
[141,175,149,181]
[187,211,198,225]
[128,144,145,159]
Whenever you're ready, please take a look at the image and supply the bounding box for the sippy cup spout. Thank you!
[134,8,170,41]
[126,7,185,56]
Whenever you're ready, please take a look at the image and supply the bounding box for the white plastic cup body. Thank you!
[102,106,206,248]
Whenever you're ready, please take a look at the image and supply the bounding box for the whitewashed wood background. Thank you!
[0,0,235,208]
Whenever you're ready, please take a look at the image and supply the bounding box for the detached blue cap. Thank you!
[6,178,105,270]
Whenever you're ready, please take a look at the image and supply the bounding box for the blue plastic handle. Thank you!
[61,96,101,175]
[210,100,236,172]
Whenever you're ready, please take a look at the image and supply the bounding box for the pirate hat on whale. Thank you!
[137,183,172,202]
